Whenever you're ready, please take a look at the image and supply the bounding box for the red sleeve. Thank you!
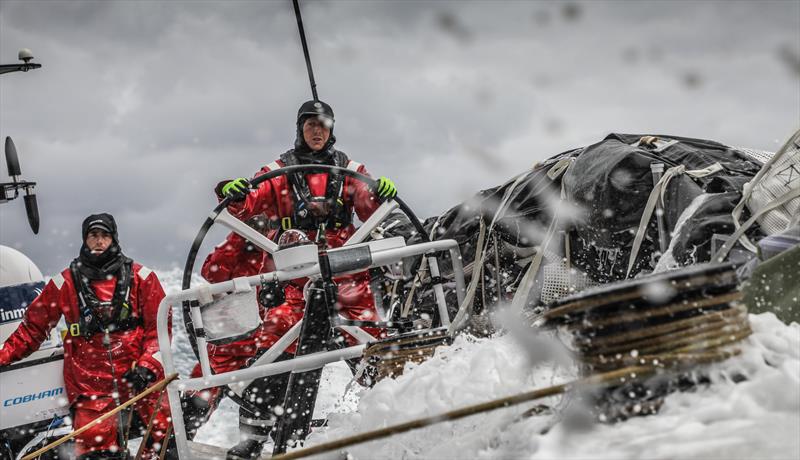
[0,276,65,366]
[226,166,282,222]
[202,233,249,283]
[134,268,170,379]
[346,163,382,222]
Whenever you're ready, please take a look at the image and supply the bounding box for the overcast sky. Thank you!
[1,0,798,275]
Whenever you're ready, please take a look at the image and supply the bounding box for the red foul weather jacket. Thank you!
[224,158,385,351]
[228,159,382,247]
[0,264,169,405]
[199,232,266,373]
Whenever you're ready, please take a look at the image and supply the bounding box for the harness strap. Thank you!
[68,259,137,338]
[324,151,348,228]
[65,317,142,337]
[279,150,353,230]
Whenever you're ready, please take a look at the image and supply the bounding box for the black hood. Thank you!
[294,120,337,155]
[78,213,125,276]
[81,213,119,243]
[294,131,337,156]
[289,146,340,166]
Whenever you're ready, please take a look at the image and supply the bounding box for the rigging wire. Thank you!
[292,0,319,101]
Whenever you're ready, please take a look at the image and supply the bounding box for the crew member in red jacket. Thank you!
[182,217,268,437]
[200,226,266,373]
[216,100,397,459]
[0,214,173,460]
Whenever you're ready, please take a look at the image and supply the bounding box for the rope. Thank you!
[540,261,748,377]
[508,158,574,314]
[448,217,486,333]
[443,168,537,333]
[730,128,799,251]
[713,185,800,262]
[586,348,742,373]
[270,365,657,460]
[578,306,744,349]
[134,386,168,460]
[21,373,178,460]
[626,163,723,278]
[566,291,742,330]
[158,424,173,460]
[363,329,451,380]
[400,254,426,319]
[493,232,502,304]
[508,212,557,314]
[543,269,738,320]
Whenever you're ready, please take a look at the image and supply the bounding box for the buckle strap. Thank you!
[279,150,353,230]
[65,316,142,338]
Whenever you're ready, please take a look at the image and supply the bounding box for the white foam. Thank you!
[156,269,800,459]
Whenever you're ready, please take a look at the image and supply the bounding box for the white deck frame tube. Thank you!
[156,238,465,459]
[344,200,399,245]
[214,208,279,254]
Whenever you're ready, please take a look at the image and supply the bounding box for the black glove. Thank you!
[122,366,156,393]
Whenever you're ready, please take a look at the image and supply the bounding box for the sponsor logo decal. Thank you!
[1,307,26,323]
[3,387,64,407]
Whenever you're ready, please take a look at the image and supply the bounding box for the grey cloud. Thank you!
[1,0,798,275]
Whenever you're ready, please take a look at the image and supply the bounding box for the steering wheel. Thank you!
[181,164,430,359]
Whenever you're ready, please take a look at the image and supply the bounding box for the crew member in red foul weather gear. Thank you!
[0,213,173,460]
[215,100,398,460]
[182,217,272,438]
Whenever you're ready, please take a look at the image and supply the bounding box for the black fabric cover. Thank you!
[563,133,762,281]
[422,133,766,303]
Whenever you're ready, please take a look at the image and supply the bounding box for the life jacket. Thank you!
[277,149,353,231]
[66,258,140,338]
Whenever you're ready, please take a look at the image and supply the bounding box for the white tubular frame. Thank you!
[344,200,399,245]
[215,208,279,254]
[158,239,465,458]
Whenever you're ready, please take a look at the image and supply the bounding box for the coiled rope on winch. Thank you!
[536,261,751,374]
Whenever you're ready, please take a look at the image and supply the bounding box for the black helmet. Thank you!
[297,100,334,127]
[294,99,336,153]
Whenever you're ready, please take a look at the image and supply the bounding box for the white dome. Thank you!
[0,245,44,288]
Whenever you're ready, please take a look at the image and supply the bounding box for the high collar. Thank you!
[77,243,125,280]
